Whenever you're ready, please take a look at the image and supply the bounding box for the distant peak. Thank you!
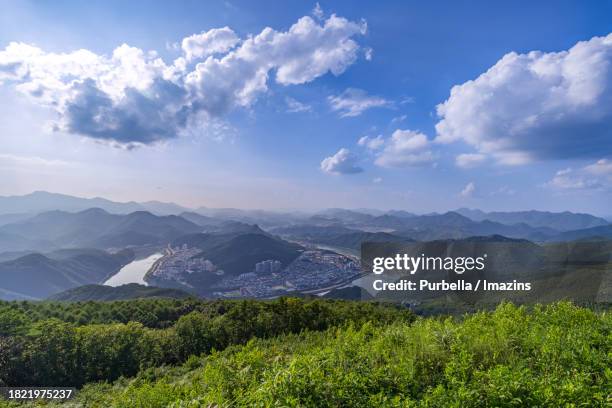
[78,207,110,215]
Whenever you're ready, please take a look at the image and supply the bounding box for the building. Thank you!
[255,259,282,274]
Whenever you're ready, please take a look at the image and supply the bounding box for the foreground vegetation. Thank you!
[0,297,412,387]
[1,301,610,407]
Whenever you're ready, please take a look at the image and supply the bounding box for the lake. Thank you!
[104,253,163,287]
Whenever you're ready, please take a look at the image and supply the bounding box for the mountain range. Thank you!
[0,191,610,300]
[0,248,134,300]
[0,191,191,219]
[454,208,609,231]
[1,191,609,232]
[0,208,202,252]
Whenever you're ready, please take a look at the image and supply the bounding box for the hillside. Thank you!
[7,302,608,407]
[456,208,610,231]
[48,283,193,301]
[0,249,134,300]
[0,209,201,251]
[177,231,301,284]
[551,224,612,241]
[0,191,191,215]
[317,231,414,250]
[197,232,302,275]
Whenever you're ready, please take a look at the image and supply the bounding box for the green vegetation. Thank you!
[0,300,609,407]
[0,297,411,389]
[47,284,193,302]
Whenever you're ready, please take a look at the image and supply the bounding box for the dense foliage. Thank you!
[0,297,412,388]
[1,301,610,407]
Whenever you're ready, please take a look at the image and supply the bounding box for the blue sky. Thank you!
[1,0,611,214]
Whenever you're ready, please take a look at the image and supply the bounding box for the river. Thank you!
[104,253,164,287]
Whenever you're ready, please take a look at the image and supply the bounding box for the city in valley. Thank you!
[146,243,363,298]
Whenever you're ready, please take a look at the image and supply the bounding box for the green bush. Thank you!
[71,302,610,408]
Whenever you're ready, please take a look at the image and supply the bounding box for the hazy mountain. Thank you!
[385,210,417,219]
[0,213,32,227]
[286,211,560,241]
[48,283,193,301]
[387,212,558,241]
[0,208,202,251]
[0,191,144,215]
[455,208,609,231]
[140,201,192,215]
[0,191,192,216]
[0,230,55,253]
[195,207,306,228]
[315,209,378,224]
[550,225,612,241]
[179,211,220,227]
[179,212,266,236]
[315,231,414,251]
[0,248,134,300]
[271,224,359,239]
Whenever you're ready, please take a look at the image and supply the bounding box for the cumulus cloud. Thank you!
[320,148,363,174]
[181,27,240,61]
[460,182,477,198]
[547,159,612,191]
[328,88,390,117]
[547,168,602,191]
[0,13,367,147]
[374,129,435,168]
[357,135,384,150]
[285,97,312,113]
[436,33,612,164]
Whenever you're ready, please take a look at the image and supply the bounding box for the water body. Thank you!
[104,253,163,287]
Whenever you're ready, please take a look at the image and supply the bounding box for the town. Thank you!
[146,244,362,298]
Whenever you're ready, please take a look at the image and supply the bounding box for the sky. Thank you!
[1,0,612,215]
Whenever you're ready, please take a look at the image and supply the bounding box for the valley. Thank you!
[0,192,609,305]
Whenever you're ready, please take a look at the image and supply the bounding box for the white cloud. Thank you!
[0,153,74,168]
[374,129,435,168]
[358,135,384,150]
[372,177,383,183]
[328,88,390,117]
[181,27,240,61]
[364,47,373,61]
[320,148,363,174]
[585,158,612,175]
[0,13,367,147]
[285,97,312,113]
[456,153,486,168]
[436,33,612,164]
[460,182,477,198]
[312,2,324,20]
[390,114,407,124]
[547,159,612,191]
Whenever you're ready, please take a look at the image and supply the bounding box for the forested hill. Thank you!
[0,301,607,407]
[0,297,412,389]
[47,283,193,301]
